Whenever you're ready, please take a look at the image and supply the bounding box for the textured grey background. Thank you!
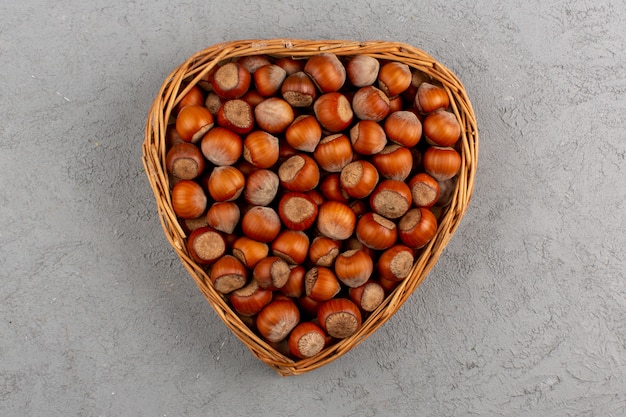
[1,0,624,416]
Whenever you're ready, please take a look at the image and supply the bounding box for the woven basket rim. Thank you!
[142,39,479,376]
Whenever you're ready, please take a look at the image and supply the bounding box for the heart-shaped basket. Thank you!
[142,39,479,376]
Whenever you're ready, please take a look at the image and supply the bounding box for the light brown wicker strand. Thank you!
[142,39,479,376]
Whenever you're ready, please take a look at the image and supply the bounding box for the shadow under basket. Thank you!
[142,39,479,376]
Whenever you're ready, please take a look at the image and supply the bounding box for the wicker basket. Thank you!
[142,39,479,376]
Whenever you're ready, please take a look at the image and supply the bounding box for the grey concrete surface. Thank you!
[1,0,624,416]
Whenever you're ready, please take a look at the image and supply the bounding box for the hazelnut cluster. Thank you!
[165,52,462,359]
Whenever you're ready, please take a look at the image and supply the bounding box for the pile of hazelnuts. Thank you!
[165,52,462,359]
